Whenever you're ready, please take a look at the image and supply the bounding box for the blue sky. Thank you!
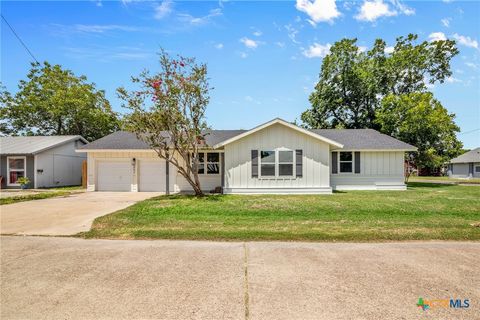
[1,0,479,148]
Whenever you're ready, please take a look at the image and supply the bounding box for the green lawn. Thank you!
[0,186,84,205]
[80,183,480,242]
[410,176,480,184]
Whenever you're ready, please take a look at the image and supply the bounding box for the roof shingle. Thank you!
[0,136,87,154]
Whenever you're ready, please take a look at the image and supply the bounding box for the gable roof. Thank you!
[212,118,344,149]
[0,135,87,155]
[448,147,480,164]
[77,130,247,151]
[77,119,417,152]
[311,129,417,151]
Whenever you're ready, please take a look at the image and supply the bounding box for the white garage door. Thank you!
[97,161,132,191]
[139,160,166,192]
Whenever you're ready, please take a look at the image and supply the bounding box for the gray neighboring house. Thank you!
[447,147,480,179]
[78,118,416,194]
[0,136,87,189]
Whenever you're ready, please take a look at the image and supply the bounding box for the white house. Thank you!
[447,147,480,179]
[77,118,416,194]
[0,136,87,189]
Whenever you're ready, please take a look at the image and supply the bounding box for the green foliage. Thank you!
[302,34,459,129]
[376,92,463,169]
[118,49,211,196]
[16,176,30,187]
[0,62,120,141]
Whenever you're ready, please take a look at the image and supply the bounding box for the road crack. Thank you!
[243,242,250,320]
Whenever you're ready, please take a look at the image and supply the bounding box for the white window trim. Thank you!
[197,152,221,176]
[259,149,295,179]
[338,151,354,174]
[7,156,27,186]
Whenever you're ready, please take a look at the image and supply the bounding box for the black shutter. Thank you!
[331,152,338,174]
[469,163,474,176]
[251,150,258,178]
[296,149,303,178]
[354,152,361,174]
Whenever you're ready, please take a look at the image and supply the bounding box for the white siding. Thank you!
[330,151,405,190]
[86,151,218,192]
[35,140,86,188]
[223,123,331,193]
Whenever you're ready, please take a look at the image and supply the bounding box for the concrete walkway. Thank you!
[0,192,160,235]
[1,236,479,320]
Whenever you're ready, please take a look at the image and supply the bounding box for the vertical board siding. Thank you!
[224,123,330,189]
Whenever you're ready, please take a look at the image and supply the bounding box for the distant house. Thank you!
[77,118,416,194]
[447,147,480,179]
[0,136,87,189]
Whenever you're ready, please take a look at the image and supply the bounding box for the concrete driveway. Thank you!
[0,192,160,235]
[1,236,479,320]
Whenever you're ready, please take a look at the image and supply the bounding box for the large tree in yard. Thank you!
[0,62,120,141]
[118,50,210,196]
[376,92,463,173]
[301,34,463,172]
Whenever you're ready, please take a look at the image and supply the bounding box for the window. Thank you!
[196,152,220,175]
[339,152,353,173]
[197,153,205,174]
[206,153,220,174]
[7,156,26,186]
[476,166,480,173]
[278,150,293,176]
[260,151,276,176]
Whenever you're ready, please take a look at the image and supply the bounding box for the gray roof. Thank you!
[79,128,415,151]
[311,129,416,150]
[449,147,480,164]
[0,135,87,155]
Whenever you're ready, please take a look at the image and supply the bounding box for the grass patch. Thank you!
[0,188,84,205]
[79,183,480,242]
[410,176,480,184]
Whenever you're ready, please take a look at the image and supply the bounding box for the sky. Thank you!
[1,0,479,148]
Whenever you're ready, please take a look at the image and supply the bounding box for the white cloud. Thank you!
[453,33,478,49]
[253,30,262,37]
[446,76,461,83]
[276,42,286,48]
[465,62,478,69]
[214,43,224,49]
[358,46,367,52]
[177,8,222,25]
[240,37,259,49]
[245,96,261,104]
[73,24,141,33]
[391,0,415,16]
[384,46,394,53]
[295,0,341,24]
[303,43,332,58]
[441,18,451,27]
[428,32,447,42]
[154,0,173,20]
[355,0,396,22]
[239,52,248,59]
[285,24,300,44]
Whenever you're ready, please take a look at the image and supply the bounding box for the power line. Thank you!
[458,128,480,136]
[1,14,39,64]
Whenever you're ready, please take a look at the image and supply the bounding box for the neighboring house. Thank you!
[77,118,416,194]
[0,136,87,189]
[446,147,480,179]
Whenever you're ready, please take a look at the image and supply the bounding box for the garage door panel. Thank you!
[139,160,166,192]
[97,161,132,191]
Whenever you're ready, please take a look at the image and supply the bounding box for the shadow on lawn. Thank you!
[407,182,457,189]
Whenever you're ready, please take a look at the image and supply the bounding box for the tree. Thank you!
[301,34,459,129]
[376,92,463,172]
[0,62,120,141]
[118,50,211,196]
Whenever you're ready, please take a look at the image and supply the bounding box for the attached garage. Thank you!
[97,161,132,191]
[138,160,166,192]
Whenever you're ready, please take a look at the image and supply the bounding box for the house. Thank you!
[446,147,480,179]
[0,136,87,189]
[77,118,416,194]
